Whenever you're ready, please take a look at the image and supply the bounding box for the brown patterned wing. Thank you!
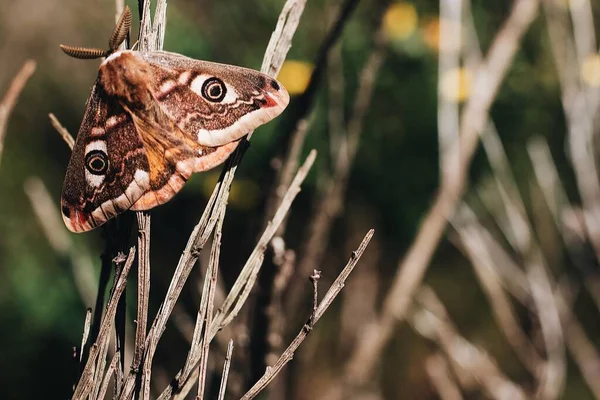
[95,50,289,211]
[137,51,290,147]
[61,82,151,232]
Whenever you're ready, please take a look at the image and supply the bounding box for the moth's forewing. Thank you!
[61,83,150,232]
[136,51,290,148]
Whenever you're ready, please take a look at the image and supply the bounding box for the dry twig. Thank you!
[73,247,136,400]
[217,340,234,400]
[240,229,374,400]
[196,208,226,400]
[48,113,75,149]
[157,150,317,399]
[133,211,151,372]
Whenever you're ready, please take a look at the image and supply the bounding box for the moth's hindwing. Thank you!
[61,50,289,232]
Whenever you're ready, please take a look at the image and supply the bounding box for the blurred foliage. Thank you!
[0,0,599,399]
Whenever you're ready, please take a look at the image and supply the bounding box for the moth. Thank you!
[60,7,289,232]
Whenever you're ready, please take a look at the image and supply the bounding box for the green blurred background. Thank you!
[0,0,598,398]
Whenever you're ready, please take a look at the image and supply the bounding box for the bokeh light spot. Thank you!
[277,60,313,95]
[440,67,472,102]
[383,3,418,40]
[582,54,600,87]
[421,18,440,51]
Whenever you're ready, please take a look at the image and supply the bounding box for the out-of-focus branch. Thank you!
[0,60,36,165]
[338,0,540,390]
[438,0,463,182]
[527,137,600,309]
[265,239,295,363]
[525,226,565,399]
[48,113,75,149]
[452,205,543,374]
[454,14,570,384]
[543,1,600,259]
[410,286,529,400]
[24,177,97,306]
[327,3,346,163]
[425,354,464,400]
[555,284,600,398]
[115,0,125,25]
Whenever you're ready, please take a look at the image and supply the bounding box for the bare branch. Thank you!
[526,249,565,399]
[452,205,543,374]
[73,247,136,400]
[308,269,322,324]
[49,113,75,150]
[157,150,317,399]
[410,286,529,400]
[555,284,600,398]
[133,211,151,372]
[197,208,226,399]
[98,351,121,400]
[80,308,93,362]
[217,340,234,400]
[437,0,462,182]
[260,0,308,78]
[240,229,374,400]
[211,151,317,334]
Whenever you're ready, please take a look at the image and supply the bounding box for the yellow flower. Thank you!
[440,67,472,103]
[277,60,313,95]
[581,54,600,87]
[383,3,418,40]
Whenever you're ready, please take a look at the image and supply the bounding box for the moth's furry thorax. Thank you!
[100,51,153,107]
